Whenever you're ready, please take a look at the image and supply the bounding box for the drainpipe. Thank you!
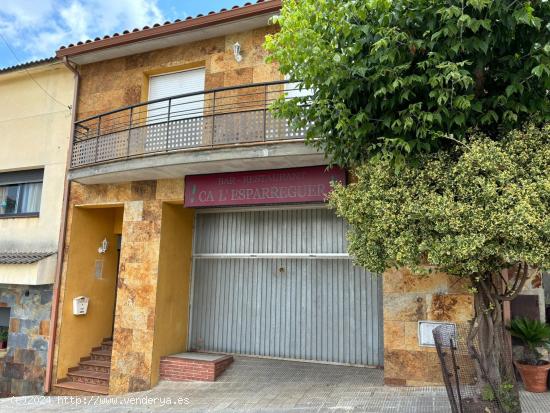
[44,57,79,394]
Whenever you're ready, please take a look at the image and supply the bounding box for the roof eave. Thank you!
[56,0,281,60]
[0,57,58,75]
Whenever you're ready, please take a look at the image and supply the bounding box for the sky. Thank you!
[0,0,250,69]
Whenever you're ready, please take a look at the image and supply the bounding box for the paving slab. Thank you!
[0,356,549,412]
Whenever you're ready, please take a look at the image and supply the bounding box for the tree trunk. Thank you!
[466,272,521,412]
[472,287,505,388]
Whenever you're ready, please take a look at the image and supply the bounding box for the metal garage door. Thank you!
[189,207,383,366]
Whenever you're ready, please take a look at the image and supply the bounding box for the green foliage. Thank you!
[265,0,550,167]
[481,382,521,413]
[498,382,521,413]
[481,384,495,402]
[509,317,550,364]
[0,328,7,342]
[328,123,550,276]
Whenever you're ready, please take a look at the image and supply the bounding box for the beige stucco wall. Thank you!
[0,62,74,254]
[54,206,121,380]
[0,254,57,285]
[149,204,194,387]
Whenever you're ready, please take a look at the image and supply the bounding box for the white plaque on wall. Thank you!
[418,321,456,347]
[94,259,104,279]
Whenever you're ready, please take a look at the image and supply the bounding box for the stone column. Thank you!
[109,195,162,394]
[108,179,185,394]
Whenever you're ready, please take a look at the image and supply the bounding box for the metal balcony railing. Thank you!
[71,80,309,168]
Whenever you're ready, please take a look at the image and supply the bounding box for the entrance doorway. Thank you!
[55,206,123,382]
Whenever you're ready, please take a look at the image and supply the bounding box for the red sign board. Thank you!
[184,166,346,208]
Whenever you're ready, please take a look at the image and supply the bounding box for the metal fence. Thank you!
[433,323,521,413]
[71,80,309,168]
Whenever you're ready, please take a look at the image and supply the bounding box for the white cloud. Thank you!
[2,0,56,26]
[59,2,90,42]
[0,0,165,59]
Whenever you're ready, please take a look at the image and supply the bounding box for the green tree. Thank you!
[266,1,549,402]
[265,0,550,166]
[328,124,549,403]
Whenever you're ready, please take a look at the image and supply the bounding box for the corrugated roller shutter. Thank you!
[190,208,383,366]
[193,209,347,255]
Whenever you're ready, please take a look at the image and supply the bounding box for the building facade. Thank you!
[0,59,74,396]
[49,0,474,395]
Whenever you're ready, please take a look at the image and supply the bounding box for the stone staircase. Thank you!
[53,338,112,395]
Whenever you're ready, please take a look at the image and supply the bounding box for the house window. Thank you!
[0,169,43,217]
[284,75,314,101]
[0,307,9,351]
[148,68,206,122]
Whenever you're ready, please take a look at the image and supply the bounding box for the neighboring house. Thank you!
[0,59,74,396]
[48,0,473,395]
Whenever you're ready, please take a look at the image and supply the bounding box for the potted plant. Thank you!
[0,329,8,349]
[509,318,550,392]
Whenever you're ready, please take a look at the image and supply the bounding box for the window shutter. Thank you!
[148,68,206,121]
[284,76,314,100]
[149,68,206,100]
[0,169,44,186]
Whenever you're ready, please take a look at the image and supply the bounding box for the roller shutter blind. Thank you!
[148,68,206,121]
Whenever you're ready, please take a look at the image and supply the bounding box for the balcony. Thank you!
[71,81,316,177]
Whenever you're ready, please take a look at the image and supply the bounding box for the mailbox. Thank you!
[73,296,89,315]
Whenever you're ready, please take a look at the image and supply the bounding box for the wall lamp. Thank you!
[98,238,109,254]
[233,42,243,63]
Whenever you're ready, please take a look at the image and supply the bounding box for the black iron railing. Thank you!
[71,80,309,168]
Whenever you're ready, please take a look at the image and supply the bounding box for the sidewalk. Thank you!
[1,356,549,412]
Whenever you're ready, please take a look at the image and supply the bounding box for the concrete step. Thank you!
[99,338,113,351]
[56,338,113,396]
[78,359,111,374]
[91,349,112,361]
[93,344,113,353]
[67,369,110,387]
[54,380,109,395]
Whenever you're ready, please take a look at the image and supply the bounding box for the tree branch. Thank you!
[498,271,510,296]
[497,262,529,301]
[509,262,523,294]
